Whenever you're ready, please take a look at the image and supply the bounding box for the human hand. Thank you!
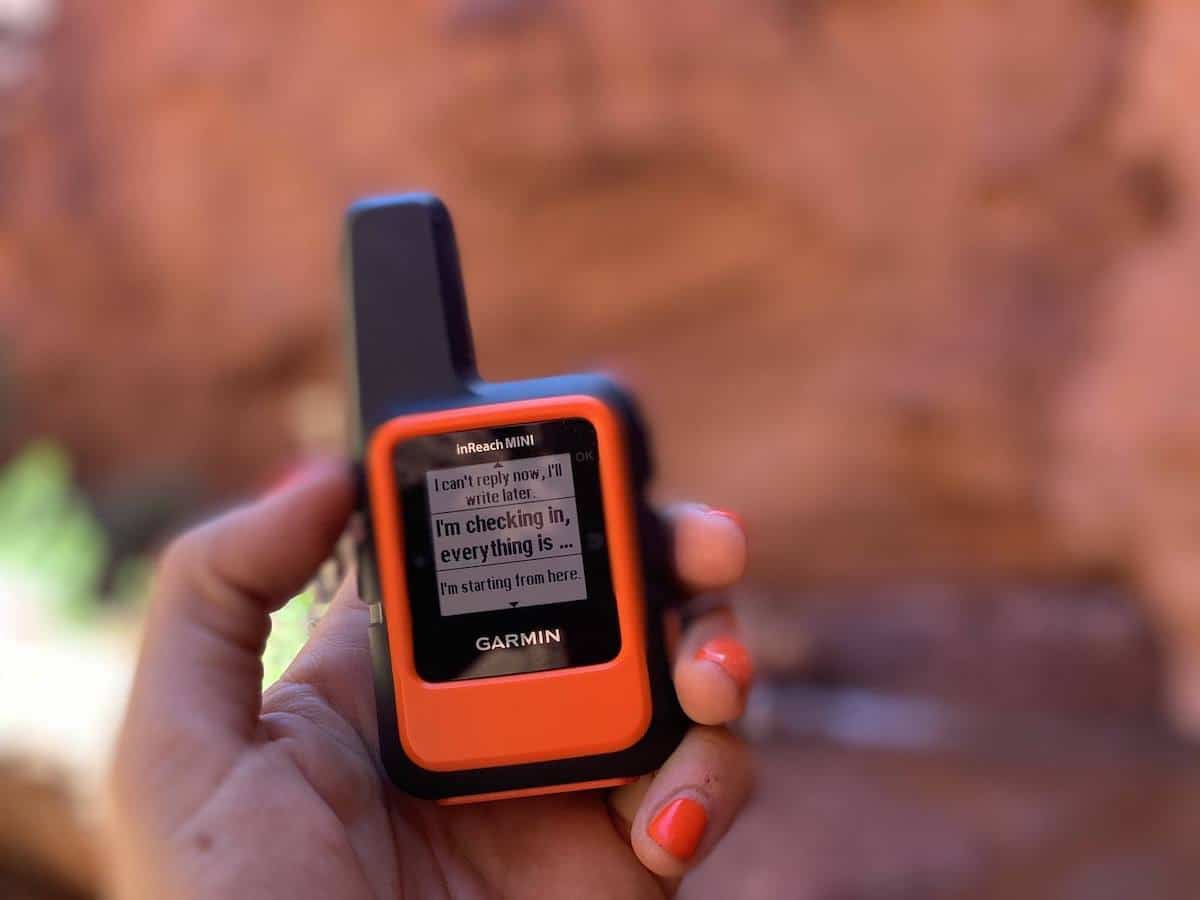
[108,461,752,899]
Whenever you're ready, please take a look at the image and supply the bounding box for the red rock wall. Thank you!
[1052,1,1200,726]
[0,0,1185,598]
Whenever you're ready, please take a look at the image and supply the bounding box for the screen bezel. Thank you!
[391,417,622,683]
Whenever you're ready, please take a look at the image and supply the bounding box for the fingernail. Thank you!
[647,796,707,862]
[264,458,330,496]
[706,508,744,531]
[695,636,754,688]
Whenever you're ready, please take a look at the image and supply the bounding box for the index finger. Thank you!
[116,462,354,789]
[664,504,747,595]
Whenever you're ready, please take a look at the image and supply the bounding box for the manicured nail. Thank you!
[705,508,744,531]
[264,458,330,496]
[694,636,754,688]
[647,796,708,861]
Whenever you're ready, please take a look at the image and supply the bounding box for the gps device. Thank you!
[347,194,688,804]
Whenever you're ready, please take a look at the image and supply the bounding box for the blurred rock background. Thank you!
[3,0,1200,897]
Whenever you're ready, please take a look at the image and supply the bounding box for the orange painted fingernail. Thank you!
[695,636,754,688]
[647,796,707,861]
[263,458,331,496]
[706,508,744,531]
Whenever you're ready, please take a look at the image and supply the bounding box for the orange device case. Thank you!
[349,195,688,802]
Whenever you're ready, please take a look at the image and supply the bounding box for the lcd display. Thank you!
[391,417,623,681]
[426,453,587,616]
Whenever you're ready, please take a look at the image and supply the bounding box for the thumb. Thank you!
[117,460,354,791]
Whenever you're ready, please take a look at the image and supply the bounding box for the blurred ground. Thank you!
[689,737,1200,900]
[4,1,1200,897]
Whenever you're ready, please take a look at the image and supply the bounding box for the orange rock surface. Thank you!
[2,1,1197,719]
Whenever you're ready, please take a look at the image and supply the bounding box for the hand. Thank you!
[107,461,753,899]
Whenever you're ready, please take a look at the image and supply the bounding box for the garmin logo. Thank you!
[475,628,562,652]
[457,434,535,455]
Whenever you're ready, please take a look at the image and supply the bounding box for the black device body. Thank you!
[346,194,688,802]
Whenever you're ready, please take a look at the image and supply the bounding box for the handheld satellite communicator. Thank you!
[346,194,688,804]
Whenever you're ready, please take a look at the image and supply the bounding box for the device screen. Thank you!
[426,452,586,616]
[392,417,622,682]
